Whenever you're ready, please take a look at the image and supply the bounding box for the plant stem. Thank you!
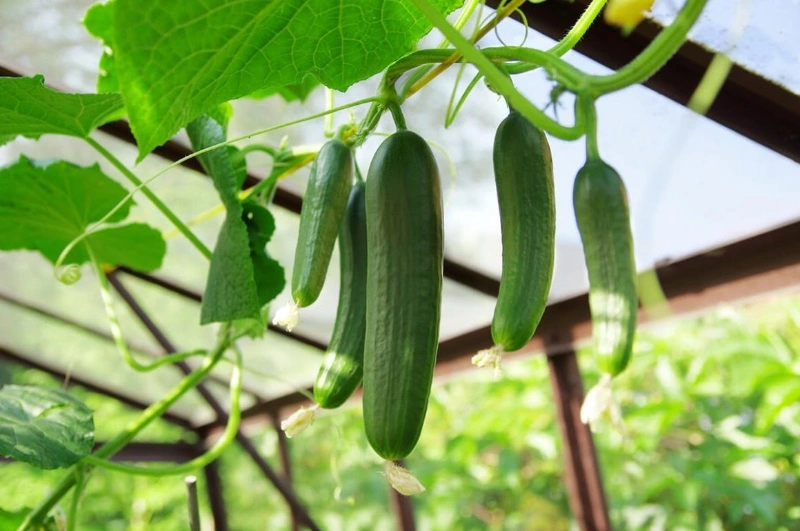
[550,0,608,57]
[587,0,709,95]
[403,0,526,98]
[18,326,233,531]
[387,101,407,131]
[581,97,601,160]
[91,252,206,372]
[85,137,213,260]
[84,346,242,476]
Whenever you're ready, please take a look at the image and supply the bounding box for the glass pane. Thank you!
[656,0,800,95]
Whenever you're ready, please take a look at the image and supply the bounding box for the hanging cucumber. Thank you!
[313,180,368,409]
[273,139,353,331]
[362,130,443,493]
[473,111,555,374]
[574,159,637,377]
[281,180,367,439]
[574,158,638,431]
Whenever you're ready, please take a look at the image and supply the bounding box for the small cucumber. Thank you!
[491,112,555,352]
[363,130,443,461]
[573,159,638,376]
[313,181,368,409]
[291,139,354,307]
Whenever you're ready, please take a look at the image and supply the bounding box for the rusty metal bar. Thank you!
[107,274,321,531]
[271,412,299,531]
[548,350,609,531]
[0,345,194,429]
[488,0,800,164]
[203,454,230,531]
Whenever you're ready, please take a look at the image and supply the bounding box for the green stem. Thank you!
[408,0,581,137]
[687,52,733,114]
[581,97,601,160]
[324,88,335,137]
[400,0,484,95]
[387,101,407,131]
[586,0,709,95]
[85,137,212,260]
[19,325,233,531]
[237,144,278,158]
[66,465,85,531]
[157,97,377,183]
[89,250,206,372]
[550,0,607,57]
[84,346,242,476]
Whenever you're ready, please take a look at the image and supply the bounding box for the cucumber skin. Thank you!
[313,181,368,409]
[292,139,354,307]
[491,112,556,352]
[363,130,443,461]
[573,160,638,376]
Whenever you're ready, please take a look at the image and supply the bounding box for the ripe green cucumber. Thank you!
[313,181,367,409]
[491,112,555,352]
[573,159,638,376]
[363,130,443,461]
[292,139,354,307]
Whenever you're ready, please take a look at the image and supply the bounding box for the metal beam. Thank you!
[488,0,800,164]
[548,350,609,531]
[0,345,193,430]
[271,412,299,531]
[202,452,230,531]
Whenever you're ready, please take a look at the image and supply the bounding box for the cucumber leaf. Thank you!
[0,156,166,272]
[0,385,94,470]
[187,115,284,324]
[100,0,463,158]
[0,76,123,145]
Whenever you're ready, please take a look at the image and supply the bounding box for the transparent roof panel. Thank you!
[655,0,800,95]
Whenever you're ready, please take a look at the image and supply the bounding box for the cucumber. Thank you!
[363,130,443,461]
[291,139,353,307]
[313,180,368,409]
[573,159,637,376]
[491,111,555,352]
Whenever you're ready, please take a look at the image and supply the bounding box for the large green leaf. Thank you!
[0,156,166,271]
[0,76,123,145]
[186,115,284,324]
[108,0,463,158]
[0,385,94,469]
